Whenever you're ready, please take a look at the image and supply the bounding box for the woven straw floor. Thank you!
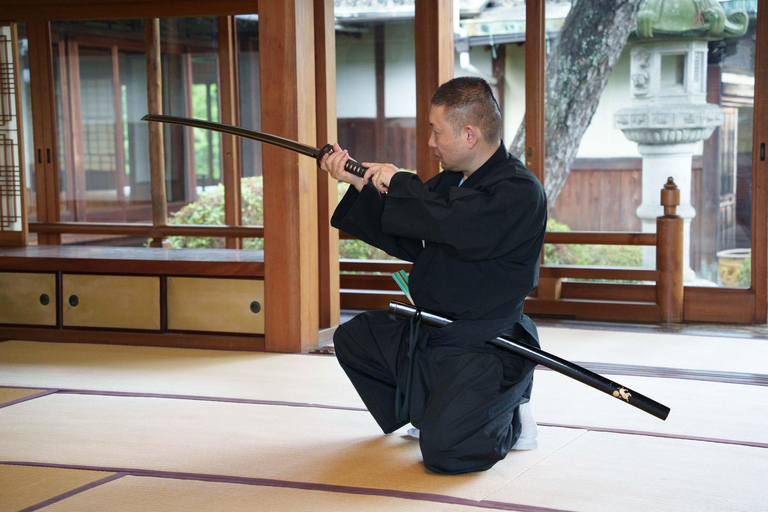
[1,325,767,512]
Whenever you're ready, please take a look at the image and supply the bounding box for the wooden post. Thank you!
[314,0,340,329]
[260,0,319,352]
[217,16,242,249]
[657,177,684,322]
[146,18,169,248]
[525,0,545,185]
[752,3,768,323]
[415,0,453,182]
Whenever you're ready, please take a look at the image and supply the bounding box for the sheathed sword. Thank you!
[389,301,671,421]
[142,114,368,178]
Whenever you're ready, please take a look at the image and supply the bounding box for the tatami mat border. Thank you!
[1,461,575,512]
[0,390,58,409]
[18,472,128,512]
[537,423,768,449]
[3,386,766,450]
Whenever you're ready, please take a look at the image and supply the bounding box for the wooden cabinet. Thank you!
[167,277,264,334]
[62,274,161,330]
[0,272,57,326]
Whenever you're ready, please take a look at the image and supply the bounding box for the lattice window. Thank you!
[0,25,24,235]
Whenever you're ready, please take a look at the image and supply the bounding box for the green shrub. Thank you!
[544,218,643,269]
[166,177,263,250]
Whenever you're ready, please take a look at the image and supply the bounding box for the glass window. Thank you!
[541,0,756,289]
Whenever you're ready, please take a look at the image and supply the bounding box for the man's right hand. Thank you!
[320,143,366,192]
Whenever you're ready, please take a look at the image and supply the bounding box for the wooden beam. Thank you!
[1,1,260,22]
[314,0,340,329]
[260,0,319,352]
[753,3,768,323]
[525,0,545,184]
[217,16,242,249]
[414,0,453,182]
[145,18,168,247]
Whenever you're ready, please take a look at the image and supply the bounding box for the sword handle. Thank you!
[317,144,368,178]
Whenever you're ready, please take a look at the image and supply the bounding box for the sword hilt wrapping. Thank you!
[317,144,368,178]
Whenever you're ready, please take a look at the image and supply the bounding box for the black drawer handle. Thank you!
[40,294,50,306]
[250,301,261,314]
[69,295,79,307]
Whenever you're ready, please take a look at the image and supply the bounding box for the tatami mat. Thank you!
[1,339,766,445]
[532,371,768,444]
[1,332,766,511]
[2,392,767,511]
[0,341,359,406]
[0,393,585,502]
[0,464,114,512]
[488,431,768,512]
[0,387,48,407]
[537,327,768,374]
[34,475,532,512]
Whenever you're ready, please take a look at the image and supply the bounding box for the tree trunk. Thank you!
[510,0,644,209]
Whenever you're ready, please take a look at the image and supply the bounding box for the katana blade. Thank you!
[142,114,368,177]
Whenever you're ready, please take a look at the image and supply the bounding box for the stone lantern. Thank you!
[614,0,748,282]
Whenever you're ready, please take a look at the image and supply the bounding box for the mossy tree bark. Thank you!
[510,0,644,208]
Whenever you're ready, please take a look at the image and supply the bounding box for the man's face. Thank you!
[428,105,465,171]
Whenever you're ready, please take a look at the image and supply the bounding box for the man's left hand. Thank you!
[362,163,399,194]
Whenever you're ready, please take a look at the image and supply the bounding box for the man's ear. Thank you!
[464,125,480,149]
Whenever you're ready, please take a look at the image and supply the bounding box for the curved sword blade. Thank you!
[142,114,320,159]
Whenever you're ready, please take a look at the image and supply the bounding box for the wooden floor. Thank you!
[1,323,767,512]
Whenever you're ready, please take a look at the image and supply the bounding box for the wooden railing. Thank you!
[339,178,685,323]
[29,179,685,323]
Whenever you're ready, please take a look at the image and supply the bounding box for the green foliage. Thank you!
[737,255,752,288]
[544,218,643,268]
[166,176,263,250]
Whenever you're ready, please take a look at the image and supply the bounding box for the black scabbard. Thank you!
[388,301,670,421]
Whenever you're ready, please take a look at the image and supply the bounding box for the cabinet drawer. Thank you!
[63,274,160,330]
[0,272,57,326]
[167,277,264,334]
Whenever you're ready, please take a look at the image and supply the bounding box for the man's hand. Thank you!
[362,162,399,194]
[320,143,365,192]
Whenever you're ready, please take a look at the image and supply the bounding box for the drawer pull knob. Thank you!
[250,301,261,314]
[69,295,79,307]
[40,294,50,306]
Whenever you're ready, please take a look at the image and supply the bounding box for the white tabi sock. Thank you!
[510,401,538,450]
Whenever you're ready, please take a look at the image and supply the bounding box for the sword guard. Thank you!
[316,144,368,179]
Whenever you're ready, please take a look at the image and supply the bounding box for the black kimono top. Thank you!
[332,142,547,335]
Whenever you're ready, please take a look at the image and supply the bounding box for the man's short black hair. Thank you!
[430,76,502,144]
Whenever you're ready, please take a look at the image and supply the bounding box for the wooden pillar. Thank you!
[27,21,60,245]
[525,0,545,184]
[260,0,319,352]
[415,0,453,182]
[491,44,506,118]
[374,24,386,163]
[146,18,169,247]
[657,178,684,323]
[218,16,242,249]
[314,0,340,329]
[111,45,127,216]
[752,4,768,323]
